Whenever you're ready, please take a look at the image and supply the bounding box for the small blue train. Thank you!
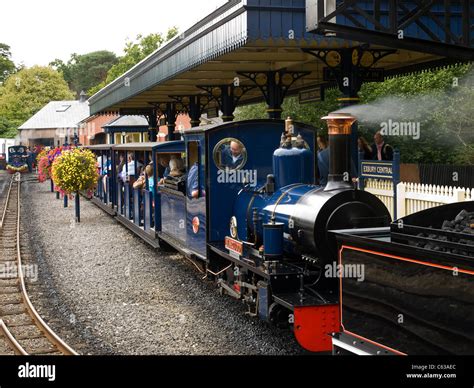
[6,145,28,174]
[87,116,390,352]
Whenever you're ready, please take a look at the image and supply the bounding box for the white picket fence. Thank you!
[364,179,474,220]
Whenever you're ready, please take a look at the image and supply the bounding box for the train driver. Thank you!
[220,140,244,169]
[187,162,199,199]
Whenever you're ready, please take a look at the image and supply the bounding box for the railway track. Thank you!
[0,173,77,355]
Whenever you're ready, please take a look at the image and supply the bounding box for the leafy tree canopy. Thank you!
[0,66,74,137]
[50,50,118,96]
[88,27,179,96]
[0,116,17,138]
[0,43,17,84]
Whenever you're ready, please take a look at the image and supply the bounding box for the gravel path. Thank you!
[21,178,304,355]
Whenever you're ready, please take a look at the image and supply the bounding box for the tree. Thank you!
[50,51,118,96]
[358,63,473,164]
[0,117,17,138]
[0,66,75,135]
[88,27,179,96]
[0,43,16,84]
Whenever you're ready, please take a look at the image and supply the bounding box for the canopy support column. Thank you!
[146,109,158,142]
[304,47,396,173]
[238,71,310,119]
[198,84,255,122]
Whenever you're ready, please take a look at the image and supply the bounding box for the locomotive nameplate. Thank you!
[225,236,243,258]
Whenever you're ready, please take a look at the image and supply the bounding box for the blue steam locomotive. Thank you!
[6,145,28,174]
[87,115,390,352]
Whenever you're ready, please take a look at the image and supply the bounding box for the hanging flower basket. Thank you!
[51,148,99,222]
[37,146,70,183]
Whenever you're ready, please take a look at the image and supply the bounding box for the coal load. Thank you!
[416,210,474,257]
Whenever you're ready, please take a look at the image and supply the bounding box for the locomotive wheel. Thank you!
[268,302,290,328]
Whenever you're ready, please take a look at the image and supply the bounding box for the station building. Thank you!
[18,93,89,147]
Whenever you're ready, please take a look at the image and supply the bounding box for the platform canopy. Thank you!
[102,115,149,133]
[88,0,462,115]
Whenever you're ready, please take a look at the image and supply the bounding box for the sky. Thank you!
[0,0,227,67]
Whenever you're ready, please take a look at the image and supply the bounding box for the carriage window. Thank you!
[213,138,247,171]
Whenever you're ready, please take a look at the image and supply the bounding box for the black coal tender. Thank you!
[332,201,474,355]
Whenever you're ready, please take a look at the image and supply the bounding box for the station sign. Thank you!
[323,67,385,83]
[360,161,395,179]
[299,87,323,104]
[359,151,401,219]
[206,107,219,119]
[119,108,154,116]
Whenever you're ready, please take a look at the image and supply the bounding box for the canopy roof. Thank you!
[89,0,446,115]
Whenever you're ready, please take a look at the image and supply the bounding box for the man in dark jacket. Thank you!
[221,141,244,169]
[371,131,394,161]
[317,147,330,186]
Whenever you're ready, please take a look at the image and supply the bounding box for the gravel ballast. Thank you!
[21,178,304,355]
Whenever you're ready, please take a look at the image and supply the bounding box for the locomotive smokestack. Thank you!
[321,112,357,191]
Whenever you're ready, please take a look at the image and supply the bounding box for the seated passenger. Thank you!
[187,162,199,199]
[221,141,244,169]
[159,155,184,184]
[145,164,154,194]
[116,154,126,182]
[168,156,184,178]
[120,152,143,182]
[133,176,145,190]
[157,155,171,180]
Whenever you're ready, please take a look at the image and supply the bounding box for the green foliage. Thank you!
[234,102,267,121]
[359,64,473,164]
[0,116,17,138]
[50,51,118,96]
[88,28,179,96]
[0,43,17,84]
[235,88,341,135]
[0,66,74,135]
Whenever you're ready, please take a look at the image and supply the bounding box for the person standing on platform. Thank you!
[26,147,34,173]
[317,135,329,186]
[372,131,394,161]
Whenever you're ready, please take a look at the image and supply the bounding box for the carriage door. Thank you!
[186,139,206,258]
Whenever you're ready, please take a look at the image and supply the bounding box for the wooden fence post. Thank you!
[396,182,406,218]
[453,187,466,203]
